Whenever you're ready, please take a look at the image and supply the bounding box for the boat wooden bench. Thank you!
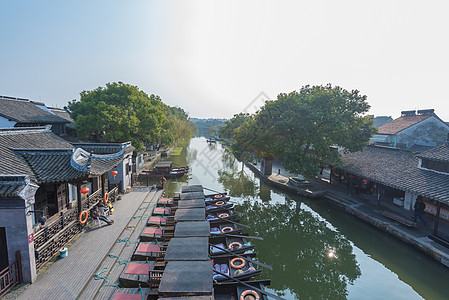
[382,211,417,228]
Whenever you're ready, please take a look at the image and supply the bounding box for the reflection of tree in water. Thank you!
[218,152,258,198]
[237,199,361,300]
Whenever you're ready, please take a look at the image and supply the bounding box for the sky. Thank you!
[1,0,449,120]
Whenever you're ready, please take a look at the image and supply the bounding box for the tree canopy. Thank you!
[224,84,376,177]
[68,82,195,151]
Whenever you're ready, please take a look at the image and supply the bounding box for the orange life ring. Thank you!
[219,213,229,218]
[228,242,242,250]
[214,194,223,199]
[230,257,246,269]
[159,177,167,185]
[79,210,88,224]
[240,289,260,300]
[215,201,225,206]
[221,226,233,233]
[104,193,109,203]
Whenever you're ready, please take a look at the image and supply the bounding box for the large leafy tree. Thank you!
[233,84,376,177]
[68,82,194,150]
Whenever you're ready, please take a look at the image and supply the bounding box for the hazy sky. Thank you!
[1,1,449,120]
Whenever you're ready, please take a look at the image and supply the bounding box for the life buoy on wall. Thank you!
[104,193,109,203]
[79,211,89,224]
[160,177,167,185]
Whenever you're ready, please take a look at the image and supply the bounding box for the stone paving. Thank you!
[14,187,161,300]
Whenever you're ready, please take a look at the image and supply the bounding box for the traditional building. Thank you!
[336,143,449,246]
[370,109,449,150]
[372,116,393,128]
[0,96,70,135]
[0,127,133,282]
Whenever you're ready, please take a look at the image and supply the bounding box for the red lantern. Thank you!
[111,170,118,180]
[80,187,90,194]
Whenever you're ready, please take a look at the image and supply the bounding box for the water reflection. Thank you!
[163,138,449,300]
[217,152,361,299]
[236,199,361,299]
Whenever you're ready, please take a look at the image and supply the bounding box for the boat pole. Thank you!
[203,187,225,194]
[213,269,284,300]
[216,216,251,228]
[209,243,272,270]
[215,233,263,240]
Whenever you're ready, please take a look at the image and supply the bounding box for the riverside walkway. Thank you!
[15,187,162,300]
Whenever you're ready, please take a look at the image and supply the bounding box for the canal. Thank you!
[162,137,449,300]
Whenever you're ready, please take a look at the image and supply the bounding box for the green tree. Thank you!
[233,84,376,177]
[208,125,218,137]
[219,113,250,141]
[68,82,191,151]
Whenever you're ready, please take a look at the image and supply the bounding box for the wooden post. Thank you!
[101,174,105,197]
[433,202,441,236]
[60,211,64,229]
[76,181,82,214]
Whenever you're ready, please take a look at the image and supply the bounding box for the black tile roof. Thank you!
[0,128,131,184]
[0,128,74,182]
[0,183,25,196]
[340,145,449,205]
[0,97,69,124]
[18,150,87,183]
[49,108,75,128]
[416,143,449,163]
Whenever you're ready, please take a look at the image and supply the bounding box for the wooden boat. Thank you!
[213,280,271,300]
[210,236,255,257]
[212,254,262,282]
[111,288,156,300]
[210,223,244,240]
[140,225,174,241]
[139,161,188,178]
[119,261,162,288]
[205,196,231,205]
[206,203,233,213]
[131,241,167,260]
[207,210,238,224]
[156,197,175,207]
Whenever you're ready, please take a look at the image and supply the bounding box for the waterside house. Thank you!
[334,141,449,247]
[0,127,133,283]
[0,96,71,136]
[370,109,449,151]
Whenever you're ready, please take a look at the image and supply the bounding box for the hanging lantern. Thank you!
[111,170,118,180]
[80,187,90,195]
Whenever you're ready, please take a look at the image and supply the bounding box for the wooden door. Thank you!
[0,227,9,270]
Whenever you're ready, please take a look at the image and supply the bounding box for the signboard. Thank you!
[424,203,449,221]
[28,233,34,244]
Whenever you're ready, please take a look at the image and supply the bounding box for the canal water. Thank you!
[162,137,449,300]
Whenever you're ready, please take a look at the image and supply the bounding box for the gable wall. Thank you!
[396,116,449,149]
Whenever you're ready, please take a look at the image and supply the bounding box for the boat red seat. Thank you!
[125,263,154,275]
[137,243,161,254]
[113,293,144,300]
[148,216,167,225]
[143,227,163,236]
